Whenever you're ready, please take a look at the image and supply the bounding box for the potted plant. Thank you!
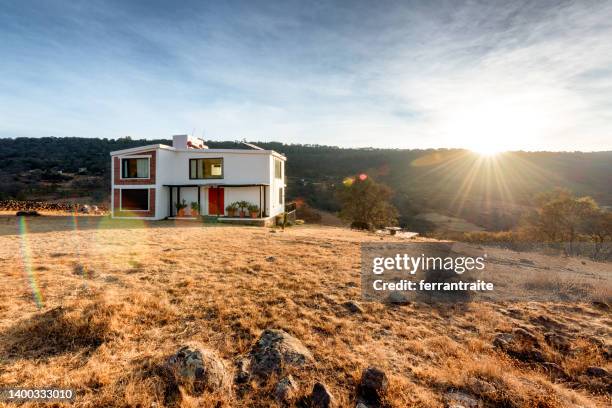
[190,201,200,217]
[248,204,260,218]
[226,202,239,217]
[176,199,187,217]
[238,200,249,218]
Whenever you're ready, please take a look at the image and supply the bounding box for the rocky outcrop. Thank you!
[165,344,231,396]
[493,327,545,362]
[247,329,314,378]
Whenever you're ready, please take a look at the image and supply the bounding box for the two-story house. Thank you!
[110,135,286,224]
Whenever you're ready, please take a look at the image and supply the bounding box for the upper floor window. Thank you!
[274,159,283,179]
[121,157,149,179]
[190,158,223,179]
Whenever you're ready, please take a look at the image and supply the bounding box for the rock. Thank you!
[266,256,276,262]
[493,329,545,363]
[467,378,495,396]
[248,329,313,377]
[165,344,230,395]
[103,275,120,283]
[387,291,409,305]
[492,333,513,349]
[274,375,298,403]
[586,366,609,378]
[234,357,250,383]
[342,301,363,314]
[591,300,610,310]
[356,403,370,408]
[311,382,335,408]
[544,332,571,351]
[512,327,539,344]
[358,366,388,404]
[444,391,480,408]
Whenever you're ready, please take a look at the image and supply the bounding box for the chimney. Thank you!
[172,134,208,149]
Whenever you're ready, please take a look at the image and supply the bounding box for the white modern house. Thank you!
[110,135,286,224]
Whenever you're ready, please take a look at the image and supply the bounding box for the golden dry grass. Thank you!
[0,216,610,407]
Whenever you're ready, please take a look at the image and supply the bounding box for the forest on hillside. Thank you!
[1,137,610,231]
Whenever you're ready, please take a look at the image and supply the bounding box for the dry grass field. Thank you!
[0,215,610,407]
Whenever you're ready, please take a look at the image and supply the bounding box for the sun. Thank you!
[470,145,502,156]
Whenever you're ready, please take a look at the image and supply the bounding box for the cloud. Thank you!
[0,0,610,150]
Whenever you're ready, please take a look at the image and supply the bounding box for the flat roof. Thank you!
[110,144,286,160]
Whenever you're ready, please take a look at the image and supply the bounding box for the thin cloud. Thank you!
[0,0,610,150]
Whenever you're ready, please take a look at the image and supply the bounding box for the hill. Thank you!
[1,137,610,231]
[0,218,609,407]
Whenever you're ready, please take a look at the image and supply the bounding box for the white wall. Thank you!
[225,187,262,214]
[157,186,169,219]
[269,156,286,217]
[179,187,199,216]
[157,150,272,185]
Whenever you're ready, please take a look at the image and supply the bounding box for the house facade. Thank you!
[110,135,286,222]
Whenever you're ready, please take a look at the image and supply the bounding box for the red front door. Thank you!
[208,187,224,215]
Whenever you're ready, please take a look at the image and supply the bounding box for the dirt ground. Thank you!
[0,215,610,407]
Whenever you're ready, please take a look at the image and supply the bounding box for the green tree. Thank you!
[523,189,604,254]
[337,175,398,230]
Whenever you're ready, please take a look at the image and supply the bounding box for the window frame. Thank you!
[274,159,283,179]
[279,187,283,205]
[119,188,150,212]
[120,155,151,180]
[189,158,224,180]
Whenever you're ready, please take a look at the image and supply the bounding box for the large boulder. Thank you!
[311,382,335,408]
[248,329,314,377]
[358,366,388,405]
[165,344,231,396]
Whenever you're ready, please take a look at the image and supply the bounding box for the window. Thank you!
[190,158,223,179]
[274,159,283,179]
[279,187,283,205]
[121,157,149,179]
[120,189,149,211]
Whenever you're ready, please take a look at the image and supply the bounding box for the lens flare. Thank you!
[17,217,44,308]
[71,208,89,279]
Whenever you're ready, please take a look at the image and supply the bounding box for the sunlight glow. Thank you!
[470,145,502,156]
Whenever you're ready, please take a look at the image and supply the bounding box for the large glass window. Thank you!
[275,159,283,179]
[190,158,223,179]
[121,189,149,211]
[121,158,149,179]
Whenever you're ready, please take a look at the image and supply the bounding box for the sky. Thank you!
[1,0,611,151]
